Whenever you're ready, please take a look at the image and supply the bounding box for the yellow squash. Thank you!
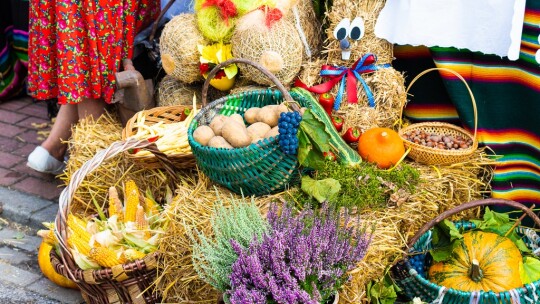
[38,241,78,289]
[428,230,523,292]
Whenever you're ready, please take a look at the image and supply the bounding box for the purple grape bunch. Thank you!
[278,111,302,155]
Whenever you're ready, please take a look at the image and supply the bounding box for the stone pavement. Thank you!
[0,95,83,303]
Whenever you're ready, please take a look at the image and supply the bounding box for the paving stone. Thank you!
[30,204,60,228]
[27,277,84,304]
[0,187,53,225]
[16,103,48,118]
[0,226,42,252]
[0,246,33,265]
[0,109,27,124]
[11,176,63,201]
[0,151,25,169]
[0,168,24,187]
[0,135,24,153]
[17,129,45,145]
[0,260,41,286]
[0,279,62,303]
[13,143,38,158]
[0,121,26,137]
[12,162,58,181]
[0,98,31,111]
[16,116,50,129]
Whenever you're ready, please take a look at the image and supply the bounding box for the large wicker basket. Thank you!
[187,58,310,196]
[392,199,540,303]
[398,68,478,165]
[122,105,197,170]
[52,139,176,304]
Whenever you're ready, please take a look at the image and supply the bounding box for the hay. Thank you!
[325,0,393,65]
[287,0,322,59]
[60,112,174,215]
[231,19,303,87]
[154,173,274,303]
[160,14,205,84]
[157,75,202,107]
[340,149,495,303]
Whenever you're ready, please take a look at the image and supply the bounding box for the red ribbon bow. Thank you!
[202,0,238,25]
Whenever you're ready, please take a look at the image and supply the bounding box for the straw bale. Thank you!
[60,112,174,215]
[286,0,323,60]
[340,149,495,303]
[160,14,205,84]
[155,173,274,303]
[231,19,303,87]
[157,75,202,107]
[325,0,392,65]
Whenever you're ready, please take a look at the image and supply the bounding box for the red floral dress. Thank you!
[28,0,159,104]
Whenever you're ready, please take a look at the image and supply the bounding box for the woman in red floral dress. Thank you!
[26,0,159,174]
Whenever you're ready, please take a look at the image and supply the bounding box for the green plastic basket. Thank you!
[187,58,312,196]
[392,199,540,304]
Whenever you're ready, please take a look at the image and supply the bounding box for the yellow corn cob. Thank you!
[108,186,124,222]
[37,229,57,245]
[67,214,91,243]
[124,180,140,222]
[68,233,92,257]
[143,195,160,217]
[136,205,151,239]
[123,248,147,261]
[89,247,126,268]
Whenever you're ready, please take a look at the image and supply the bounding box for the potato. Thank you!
[193,125,215,146]
[247,122,271,140]
[244,107,260,124]
[221,119,251,148]
[276,104,289,116]
[209,115,226,136]
[264,126,279,138]
[208,136,233,149]
[300,107,307,115]
[230,113,245,126]
[256,105,279,127]
[251,137,263,144]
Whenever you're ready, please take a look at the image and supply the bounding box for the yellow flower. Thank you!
[198,43,238,79]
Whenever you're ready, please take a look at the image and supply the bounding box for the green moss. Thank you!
[290,161,420,210]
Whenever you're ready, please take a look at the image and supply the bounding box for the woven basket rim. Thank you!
[399,122,478,156]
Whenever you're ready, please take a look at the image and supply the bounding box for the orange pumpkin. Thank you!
[37,241,78,289]
[428,231,523,292]
[358,128,405,169]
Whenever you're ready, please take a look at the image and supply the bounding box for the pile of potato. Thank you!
[193,104,293,149]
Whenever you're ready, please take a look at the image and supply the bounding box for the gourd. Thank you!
[291,88,362,167]
[38,241,78,289]
[358,127,405,169]
[428,231,523,292]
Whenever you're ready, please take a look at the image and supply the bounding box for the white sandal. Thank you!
[27,146,66,175]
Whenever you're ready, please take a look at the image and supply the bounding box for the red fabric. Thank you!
[28,0,159,104]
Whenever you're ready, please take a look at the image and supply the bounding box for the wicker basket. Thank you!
[52,139,177,304]
[122,105,197,169]
[392,199,540,304]
[398,68,478,165]
[187,58,310,196]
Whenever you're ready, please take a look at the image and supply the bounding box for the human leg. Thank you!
[77,97,106,120]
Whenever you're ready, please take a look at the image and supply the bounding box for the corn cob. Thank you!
[144,195,160,217]
[89,247,127,268]
[136,205,151,240]
[67,215,91,243]
[108,186,124,222]
[123,248,147,261]
[37,229,57,246]
[68,233,92,257]
[124,180,140,222]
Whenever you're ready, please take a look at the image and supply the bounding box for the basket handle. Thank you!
[400,68,478,145]
[201,58,297,109]
[407,198,540,248]
[54,138,178,279]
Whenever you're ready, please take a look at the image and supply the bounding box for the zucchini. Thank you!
[291,88,362,167]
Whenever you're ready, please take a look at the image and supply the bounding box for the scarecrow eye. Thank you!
[349,17,365,41]
[333,18,351,41]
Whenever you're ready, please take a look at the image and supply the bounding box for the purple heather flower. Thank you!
[227,202,371,304]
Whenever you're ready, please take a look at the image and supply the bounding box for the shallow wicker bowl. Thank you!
[399,68,478,165]
[122,105,196,170]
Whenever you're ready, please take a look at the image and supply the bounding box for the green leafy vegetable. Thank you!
[430,220,463,262]
[297,109,331,170]
[520,256,540,284]
[471,208,530,253]
[301,176,341,203]
[366,273,400,304]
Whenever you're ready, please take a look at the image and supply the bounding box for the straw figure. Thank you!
[298,0,406,133]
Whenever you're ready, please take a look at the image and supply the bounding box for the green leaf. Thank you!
[520,256,540,284]
[430,220,463,262]
[366,275,399,304]
[300,176,341,203]
[297,109,331,170]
